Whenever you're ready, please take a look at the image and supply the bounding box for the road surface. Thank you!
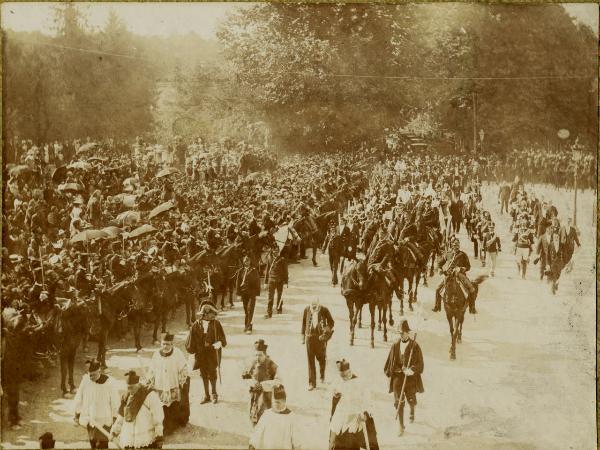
[1,185,596,449]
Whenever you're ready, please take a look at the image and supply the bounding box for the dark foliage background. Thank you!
[3,3,597,152]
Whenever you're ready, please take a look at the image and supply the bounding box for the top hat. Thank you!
[254,339,268,352]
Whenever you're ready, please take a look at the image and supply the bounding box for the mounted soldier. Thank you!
[432,238,477,314]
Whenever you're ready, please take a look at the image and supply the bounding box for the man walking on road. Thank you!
[185,301,227,404]
[301,299,334,391]
[236,255,261,333]
[383,320,424,437]
[249,384,299,450]
[264,247,288,317]
[73,360,120,449]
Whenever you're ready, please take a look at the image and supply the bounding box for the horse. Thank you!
[53,298,89,396]
[341,259,390,348]
[291,216,319,267]
[443,273,486,360]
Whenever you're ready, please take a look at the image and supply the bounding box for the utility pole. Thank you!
[472,92,477,154]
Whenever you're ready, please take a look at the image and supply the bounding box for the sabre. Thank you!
[395,332,418,420]
[213,324,222,386]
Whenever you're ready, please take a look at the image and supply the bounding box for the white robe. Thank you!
[250,409,299,450]
[111,390,164,448]
[330,376,367,434]
[148,348,188,406]
[73,375,120,430]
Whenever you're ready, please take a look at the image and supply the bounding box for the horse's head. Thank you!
[355,258,369,290]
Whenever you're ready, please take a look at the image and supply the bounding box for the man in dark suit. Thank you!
[561,217,581,267]
[384,319,424,437]
[264,247,288,317]
[301,299,334,391]
[498,182,511,215]
[236,255,261,334]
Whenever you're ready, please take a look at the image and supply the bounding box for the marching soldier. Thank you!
[483,222,501,277]
[512,218,535,279]
[185,301,227,404]
[73,360,121,449]
[329,359,378,450]
[110,371,164,449]
[301,299,334,390]
[383,319,424,436]
[432,238,477,314]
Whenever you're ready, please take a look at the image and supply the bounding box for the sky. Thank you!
[1,2,598,38]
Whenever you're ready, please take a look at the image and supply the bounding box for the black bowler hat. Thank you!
[399,319,411,333]
[254,339,268,352]
[124,370,140,385]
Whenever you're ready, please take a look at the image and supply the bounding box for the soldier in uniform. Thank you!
[432,238,477,314]
[512,218,535,279]
[384,320,424,436]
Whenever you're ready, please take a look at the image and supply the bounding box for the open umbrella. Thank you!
[126,224,157,239]
[149,201,177,220]
[116,211,141,226]
[51,165,68,183]
[58,183,84,193]
[88,156,108,163]
[70,229,109,244]
[101,226,124,239]
[67,161,92,171]
[76,143,98,155]
[9,165,32,177]
[156,167,180,178]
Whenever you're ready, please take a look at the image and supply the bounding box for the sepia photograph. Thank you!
[1,2,598,449]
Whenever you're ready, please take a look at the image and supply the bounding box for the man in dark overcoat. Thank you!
[384,319,424,436]
[185,301,227,404]
[301,299,335,390]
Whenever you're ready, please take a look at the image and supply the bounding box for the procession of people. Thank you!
[1,134,593,449]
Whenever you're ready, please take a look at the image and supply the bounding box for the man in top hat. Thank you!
[264,246,288,317]
[242,339,282,426]
[249,384,299,450]
[236,255,261,334]
[384,319,424,436]
[73,360,121,449]
[301,298,334,391]
[110,371,164,449]
[329,359,378,450]
[185,301,227,404]
[147,332,189,435]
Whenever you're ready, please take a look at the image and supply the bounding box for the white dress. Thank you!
[329,376,367,435]
[250,409,299,450]
[148,348,189,406]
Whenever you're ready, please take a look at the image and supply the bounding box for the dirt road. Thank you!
[2,186,596,449]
